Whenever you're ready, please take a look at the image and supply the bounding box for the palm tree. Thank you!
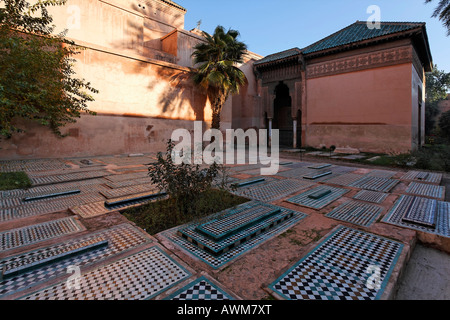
[191,26,247,129]
[426,0,450,35]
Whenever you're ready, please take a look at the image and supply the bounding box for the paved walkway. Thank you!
[0,152,448,300]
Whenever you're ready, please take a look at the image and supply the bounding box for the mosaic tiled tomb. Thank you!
[383,195,450,237]
[22,246,190,300]
[0,224,151,298]
[0,187,107,222]
[366,170,397,179]
[233,179,315,202]
[322,173,365,187]
[276,167,336,182]
[405,182,445,200]
[353,190,388,204]
[286,186,349,210]
[95,155,156,167]
[349,176,399,193]
[0,159,70,173]
[268,226,403,300]
[29,170,112,186]
[1,237,108,280]
[162,201,307,269]
[325,200,383,227]
[401,171,443,185]
[164,276,234,300]
[0,217,84,252]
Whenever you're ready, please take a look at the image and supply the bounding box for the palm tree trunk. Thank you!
[211,93,227,130]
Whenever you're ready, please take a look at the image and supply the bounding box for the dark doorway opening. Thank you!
[273,82,292,147]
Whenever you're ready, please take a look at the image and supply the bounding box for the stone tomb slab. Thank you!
[267,226,403,300]
[286,186,349,210]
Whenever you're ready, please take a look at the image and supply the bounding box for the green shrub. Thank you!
[438,110,450,141]
[0,171,32,191]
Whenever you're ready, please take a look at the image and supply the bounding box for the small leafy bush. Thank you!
[148,139,228,216]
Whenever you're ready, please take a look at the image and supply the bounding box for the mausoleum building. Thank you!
[0,0,433,159]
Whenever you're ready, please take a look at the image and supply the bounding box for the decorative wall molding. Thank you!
[306,46,418,79]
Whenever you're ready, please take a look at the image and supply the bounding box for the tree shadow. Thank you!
[106,2,208,121]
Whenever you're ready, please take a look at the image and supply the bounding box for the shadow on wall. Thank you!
[108,3,208,122]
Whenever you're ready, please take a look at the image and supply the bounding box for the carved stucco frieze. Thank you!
[306,46,418,79]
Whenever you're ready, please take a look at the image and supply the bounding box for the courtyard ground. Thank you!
[0,151,449,302]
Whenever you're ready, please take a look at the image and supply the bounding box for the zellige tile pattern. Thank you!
[268,226,403,300]
[0,224,152,298]
[0,217,84,252]
[22,246,190,300]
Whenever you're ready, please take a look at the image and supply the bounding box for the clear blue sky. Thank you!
[177,0,450,73]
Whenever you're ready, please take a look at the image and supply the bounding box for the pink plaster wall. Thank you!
[305,63,417,153]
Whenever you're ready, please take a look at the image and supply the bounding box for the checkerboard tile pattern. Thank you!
[22,246,191,300]
[0,224,151,298]
[268,226,403,300]
[325,201,382,227]
[286,186,349,209]
[0,217,83,252]
[165,276,234,300]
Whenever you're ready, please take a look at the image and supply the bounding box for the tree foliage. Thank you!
[426,0,450,35]
[425,64,450,134]
[191,26,247,129]
[0,0,98,139]
[439,110,450,140]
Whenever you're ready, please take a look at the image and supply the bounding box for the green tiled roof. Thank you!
[253,48,302,66]
[302,21,425,54]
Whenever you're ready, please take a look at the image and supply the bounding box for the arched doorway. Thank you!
[273,82,293,147]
